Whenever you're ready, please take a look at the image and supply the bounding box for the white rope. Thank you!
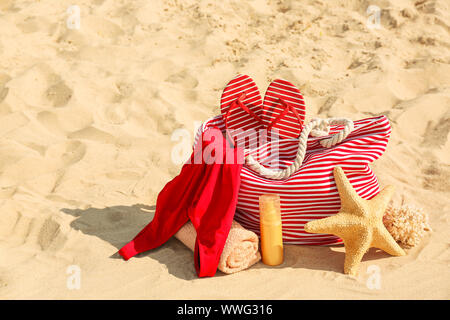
[244,117,354,180]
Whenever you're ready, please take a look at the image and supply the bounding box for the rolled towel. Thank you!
[174,220,261,274]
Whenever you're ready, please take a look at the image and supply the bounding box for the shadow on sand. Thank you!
[61,204,393,279]
[61,204,200,280]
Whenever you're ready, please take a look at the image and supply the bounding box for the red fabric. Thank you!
[118,128,243,277]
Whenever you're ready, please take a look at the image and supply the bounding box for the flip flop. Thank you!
[262,79,306,139]
[220,74,265,149]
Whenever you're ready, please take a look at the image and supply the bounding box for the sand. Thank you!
[0,0,449,299]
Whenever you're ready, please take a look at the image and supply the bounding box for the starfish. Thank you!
[304,166,406,275]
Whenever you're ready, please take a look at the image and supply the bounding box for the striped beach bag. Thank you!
[194,75,391,245]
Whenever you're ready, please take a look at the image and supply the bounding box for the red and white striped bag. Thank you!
[194,75,391,245]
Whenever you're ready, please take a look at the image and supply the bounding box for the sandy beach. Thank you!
[0,0,449,299]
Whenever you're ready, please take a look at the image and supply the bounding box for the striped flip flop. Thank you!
[220,74,265,149]
[262,79,306,139]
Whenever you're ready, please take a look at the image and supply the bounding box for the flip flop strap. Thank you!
[223,93,265,131]
[245,117,354,180]
[223,93,265,146]
[266,98,304,133]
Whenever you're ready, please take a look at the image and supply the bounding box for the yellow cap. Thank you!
[259,194,281,224]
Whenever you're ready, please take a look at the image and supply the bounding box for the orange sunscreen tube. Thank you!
[259,194,284,266]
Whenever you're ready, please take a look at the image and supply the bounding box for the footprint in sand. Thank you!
[415,0,437,14]
[102,103,129,125]
[37,216,67,251]
[5,211,34,246]
[422,111,450,148]
[68,126,116,144]
[165,70,199,89]
[82,16,125,43]
[110,81,134,104]
[45,80,73,108]
[421,160,450,192]
[55,28,87,56]
[275,1,292,14]
[0,73,11,103]
[2,205,69,252]
[45,140,87,167]
[5,64,73,108]
[37,111,65,135]
[4,64,51,107]
[16,16,40,34]
[380,8,401,29]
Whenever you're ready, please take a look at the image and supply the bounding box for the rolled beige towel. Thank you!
[174,220,261,274]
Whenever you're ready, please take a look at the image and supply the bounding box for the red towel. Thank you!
[118,128,243,277]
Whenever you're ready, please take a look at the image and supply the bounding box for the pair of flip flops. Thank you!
[220,75,306,148]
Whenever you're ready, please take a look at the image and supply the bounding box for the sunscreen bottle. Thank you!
[259,194,284,266]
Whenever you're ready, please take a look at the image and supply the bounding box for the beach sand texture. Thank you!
[0,0,449,299]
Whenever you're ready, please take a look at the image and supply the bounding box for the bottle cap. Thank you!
[259,194,281,223]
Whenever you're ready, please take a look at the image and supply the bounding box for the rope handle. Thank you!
[245,117,354,180]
